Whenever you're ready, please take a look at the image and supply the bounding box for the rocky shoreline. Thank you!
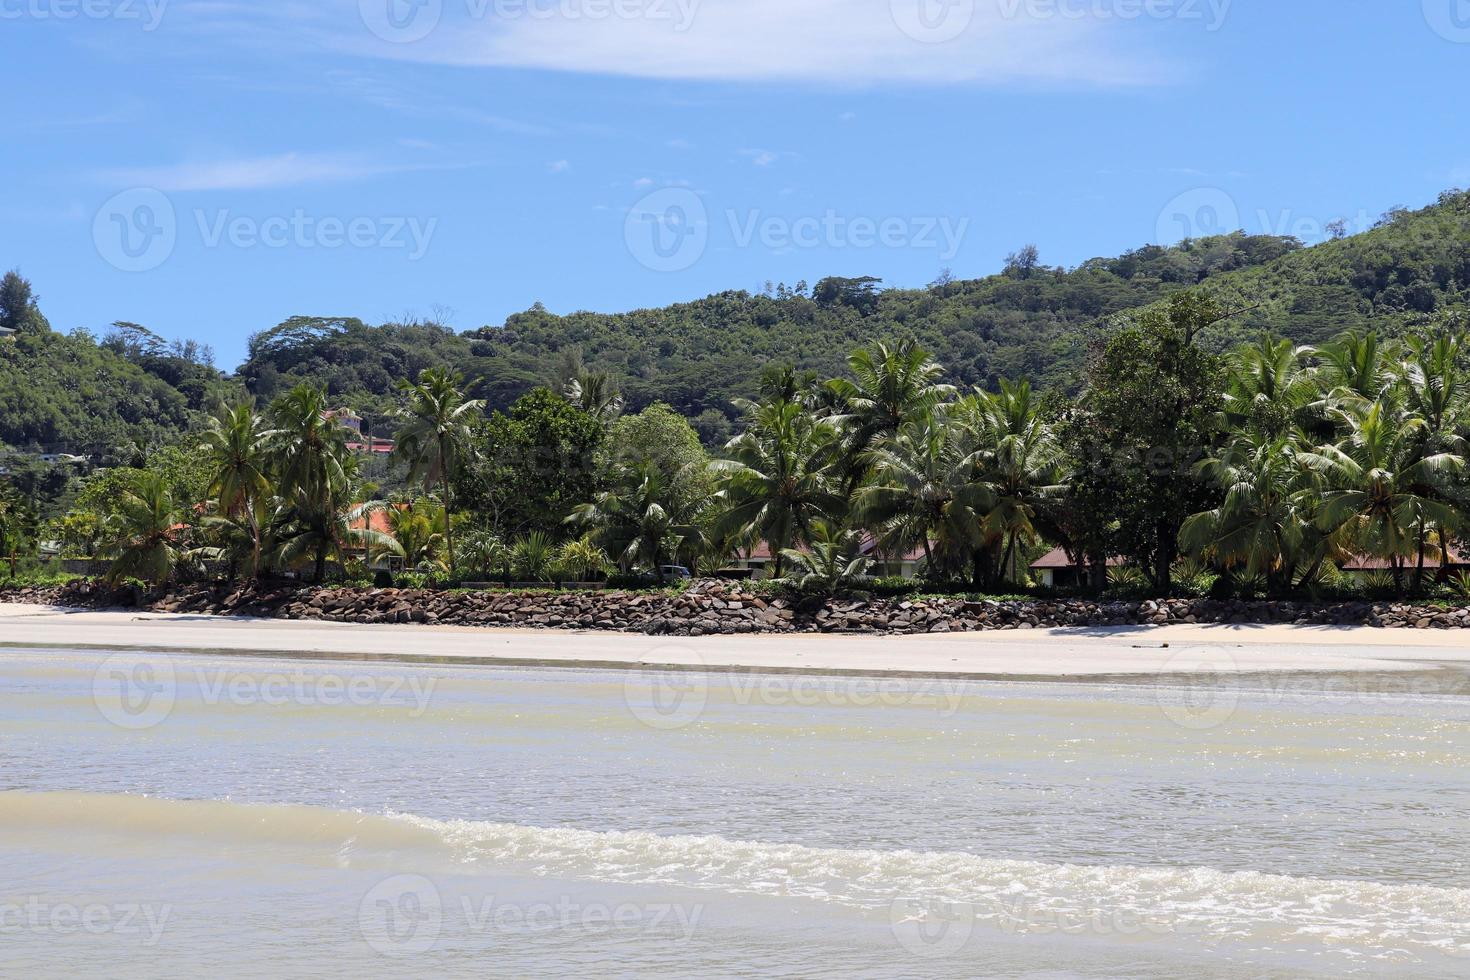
[4,578,1470,634]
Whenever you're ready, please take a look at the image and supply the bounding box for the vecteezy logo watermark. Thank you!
[890,0,975,43]
[625,189,970,273]
[359,0,443,44]
[623,646,710,730]
[1153,649,1241,731]
[359,0,700,44]
[91,656,439,729]
[1424,0,1470,42]
[94,189,438,272]
[94,188,177,273]
[0,899,172,946]
[92,653,178,730]
[358,876,703,956]
[1156,187,1241,244]
[624,188,709,273]
[890,897,976,959]
[1156,186,1380,246]
[996,0,1231,31]
[0,0,169,30]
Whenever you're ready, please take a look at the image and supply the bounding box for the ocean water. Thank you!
[1,647,1468,977]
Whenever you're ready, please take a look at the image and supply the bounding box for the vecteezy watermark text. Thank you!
[94,188,437,272]
[996,0,1231,30]
[0,0,167,30]
[358,0,700,44]
[625,188,970,273]
[358,875,703,957]
[92,653,439,729]
[0,898,172,946]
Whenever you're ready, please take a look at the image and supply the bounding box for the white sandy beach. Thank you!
[0,601,1465,677]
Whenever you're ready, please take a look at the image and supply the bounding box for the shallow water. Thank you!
[2,647,1468,977]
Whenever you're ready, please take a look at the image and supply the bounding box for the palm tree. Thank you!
[1304,401,1466,594]
[826,340,955,484]
[200,402,271,576]
[855,417,993,580]
[1181,431,1322,594]
[267,385,350,508]
[709,400,846,576]
[569,462,703,584]
[1222,336,1318,437]
[962,379,1064,585]
[392,368,485,575]
[269,491,401,583]
[563,368,624,426]
[780,520,872,596]
[384,498,447,574]
[1312,331,1399,408]
[100,471,181,585]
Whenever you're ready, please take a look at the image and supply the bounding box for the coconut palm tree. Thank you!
[826,340,955,486]
[1304,401,1467,594]
[1222,336,1318,436]
[569,462,704,584]
[393,368,485,576]
[1181,431,1322,594]
[563,368,624,426]
[963,379,1064,585]
[200,402,271,576]
[709,400,846,577]
[100,471,182,585]
[269,490,401,583]
[855,416,993,580]
[267,385,350,506]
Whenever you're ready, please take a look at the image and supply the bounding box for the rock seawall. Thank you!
[4,579,1470,634]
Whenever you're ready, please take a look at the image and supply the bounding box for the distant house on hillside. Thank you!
[1029,548,1125,588]
[0,325,16,341]
[325,408,394,455]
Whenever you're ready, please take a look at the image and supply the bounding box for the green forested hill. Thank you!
[5,189,1467,457]
[1172,189,1470,347]
[235,191,1470,437]
[0,314,206,455]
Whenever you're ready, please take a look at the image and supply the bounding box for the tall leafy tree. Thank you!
[1062,292,1226,594]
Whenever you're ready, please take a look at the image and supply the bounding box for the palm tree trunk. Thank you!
[314,542,327,584]
[1001,533,1017,586]
[1415,520,1428,595]
[441,466,455,577]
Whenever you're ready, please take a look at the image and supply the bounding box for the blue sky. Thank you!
[3,1,1468,368]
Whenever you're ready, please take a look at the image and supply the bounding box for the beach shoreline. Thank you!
[3,601,1466,680]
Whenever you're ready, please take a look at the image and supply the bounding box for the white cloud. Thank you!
[97,152,412,191]
[741,149,779,167]
[548,159,572,173]
[345,0,1167,87]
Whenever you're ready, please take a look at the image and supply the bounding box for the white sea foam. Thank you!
[3,791,1466,961]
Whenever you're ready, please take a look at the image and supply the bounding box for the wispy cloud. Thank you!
[740,149,780,167]
[548,159,571,173]
[337,0,1169,87]
[96,151,416,191]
